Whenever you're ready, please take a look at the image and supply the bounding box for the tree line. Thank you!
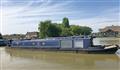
[38,17,92,38]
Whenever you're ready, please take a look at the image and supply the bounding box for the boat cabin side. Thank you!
[10,37,91,49]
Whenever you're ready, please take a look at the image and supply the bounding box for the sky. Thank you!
[0,0,120,35]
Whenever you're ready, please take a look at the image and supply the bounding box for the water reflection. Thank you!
[3,48,120,70]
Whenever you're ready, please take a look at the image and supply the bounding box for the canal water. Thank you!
[0,38,120,70]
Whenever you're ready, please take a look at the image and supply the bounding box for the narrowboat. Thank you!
[8,37,119,54]
[0,39,7,46]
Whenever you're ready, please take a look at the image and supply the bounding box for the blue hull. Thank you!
[7,46,118,54]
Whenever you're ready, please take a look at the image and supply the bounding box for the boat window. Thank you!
[61,40,72,48]
[74,40,83,48]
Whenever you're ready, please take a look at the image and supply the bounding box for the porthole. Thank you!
[42,42,45,45]
[32,42,35,45]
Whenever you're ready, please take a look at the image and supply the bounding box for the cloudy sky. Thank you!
[0,0,120,35]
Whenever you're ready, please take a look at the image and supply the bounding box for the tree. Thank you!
[0,33,3,39]
[38,18,92,38]
[47,23,61,37]
[80,26,92,35]
[70,25,81,36]
[61,28,72,37]
[38,20,51,38]
[62,17,70,28]
[38,20,61,38]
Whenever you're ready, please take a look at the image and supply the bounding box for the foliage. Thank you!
[70,25,81,36]
[47,23,61,37]
[38,20,50,38]
[61,28,72,37]
[38,18,92,38]
[62,17,70,28]
[80,26,92,35]
[38,20,61,38]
